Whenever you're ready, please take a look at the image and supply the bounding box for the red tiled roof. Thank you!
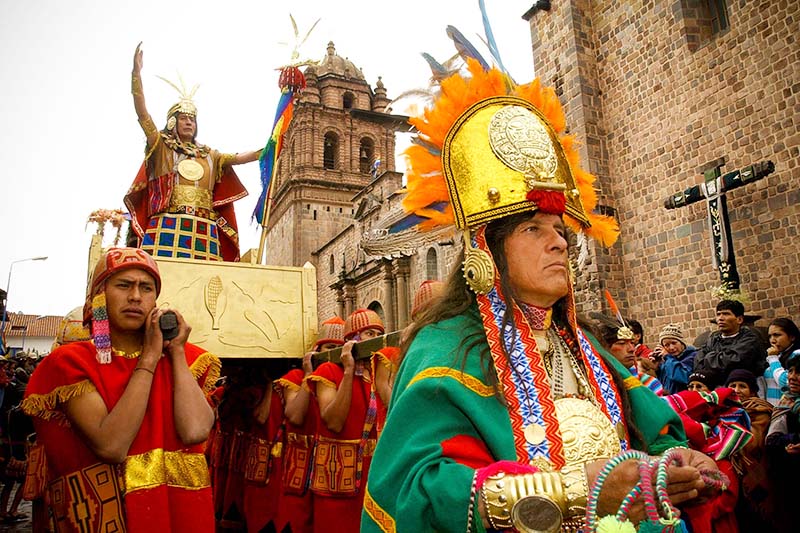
[2,313,63,338]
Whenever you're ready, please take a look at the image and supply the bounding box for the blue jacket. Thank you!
[658,345,698,394]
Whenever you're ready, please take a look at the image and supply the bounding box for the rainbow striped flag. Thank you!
[253,89,295,225]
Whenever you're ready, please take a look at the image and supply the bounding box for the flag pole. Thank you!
[256,182,273,264]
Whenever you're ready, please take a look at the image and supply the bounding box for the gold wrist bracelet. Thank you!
[482,471,565,532]
[131,75,143,96]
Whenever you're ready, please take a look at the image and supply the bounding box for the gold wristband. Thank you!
[482,471,565,531]
[131,74,143,96]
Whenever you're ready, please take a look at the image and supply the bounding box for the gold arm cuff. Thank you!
[132,74,143,96]
[481,471,565,530]
[560,463,589,518]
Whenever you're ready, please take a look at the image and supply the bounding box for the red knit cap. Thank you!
[314,316,346,350]
[344,309,385,340]
[83,247,161,324]
[82,247,161,363]
[411,280,446,321]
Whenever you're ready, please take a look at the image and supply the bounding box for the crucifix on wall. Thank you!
[664,159,775,294]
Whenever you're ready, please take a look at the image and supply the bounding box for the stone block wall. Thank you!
[527,0,799,341]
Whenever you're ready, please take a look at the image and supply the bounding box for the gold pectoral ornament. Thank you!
[177,159,204,182]
[482,398,619,532]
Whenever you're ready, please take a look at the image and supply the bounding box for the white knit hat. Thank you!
[658,324,686,346]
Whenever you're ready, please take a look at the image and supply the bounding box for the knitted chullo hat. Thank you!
[313,316,346,351]
[725,369,759,394]
[344,309,385,341]
[658,324,686,346]
[410,280,446,321]
[82,247,162,364]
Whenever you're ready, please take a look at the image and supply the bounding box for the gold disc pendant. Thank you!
[177,159,204,182]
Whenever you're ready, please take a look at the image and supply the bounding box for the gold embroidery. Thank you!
[407,367,495,397]
[190,352,221,395]
[306,374,337,391]
[124,448,210,493]
[21,380,97,421]
[363,486,397,533]
[623,376,642,390]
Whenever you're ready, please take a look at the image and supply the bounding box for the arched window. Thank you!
[359,137,375,174]
[329,254,335,275]
[343,92,355,109]
[367,301,384,322]
[323,132,338,169]
[426,248,438,280]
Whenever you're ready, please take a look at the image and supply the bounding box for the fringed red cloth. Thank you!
[22,341,219,533]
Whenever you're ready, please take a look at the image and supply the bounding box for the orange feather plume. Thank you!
[402,58,619,246]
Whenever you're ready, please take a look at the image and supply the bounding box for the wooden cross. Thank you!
[664,160,775,293]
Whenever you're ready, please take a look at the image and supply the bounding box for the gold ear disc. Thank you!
[166,116,177,130]
[462,245,495,295]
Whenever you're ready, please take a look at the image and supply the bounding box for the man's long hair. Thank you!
[399,212,642,445]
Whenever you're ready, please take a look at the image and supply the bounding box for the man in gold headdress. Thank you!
[362,59,720,533]
[125,43,261,262]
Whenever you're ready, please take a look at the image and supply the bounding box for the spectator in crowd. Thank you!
[687,370,720,393]
[595,316,664,396]
[654,323,698,394]
[628,319,653,362]
[763,317,799,405]
[729,369,777,531]
[764,349,800,532]
[725,369,759,402]
[0,366,32,523]
[694,300,765,378]
[664,386,751,533]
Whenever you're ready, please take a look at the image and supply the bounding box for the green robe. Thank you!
[361,306,686,533]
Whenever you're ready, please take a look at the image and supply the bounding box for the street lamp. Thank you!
[1,256,48,354]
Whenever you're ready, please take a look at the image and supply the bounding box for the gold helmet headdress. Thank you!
[158,74,199,131]
[402,59,619,293]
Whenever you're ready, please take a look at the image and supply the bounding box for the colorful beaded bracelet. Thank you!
[585,447,729,533]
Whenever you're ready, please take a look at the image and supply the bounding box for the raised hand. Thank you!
[133,41,144,74]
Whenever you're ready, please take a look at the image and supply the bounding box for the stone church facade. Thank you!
[524,0,798,340]
[265,42,461,331]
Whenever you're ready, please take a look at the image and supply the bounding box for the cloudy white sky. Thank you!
[0,0,535,317]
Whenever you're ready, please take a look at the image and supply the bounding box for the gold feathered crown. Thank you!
[158,74,199,119]
[402,59,619,247]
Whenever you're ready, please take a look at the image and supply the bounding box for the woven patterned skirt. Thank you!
[142,213,222,261]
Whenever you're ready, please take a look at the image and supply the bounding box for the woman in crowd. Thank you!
[763,318,800,405]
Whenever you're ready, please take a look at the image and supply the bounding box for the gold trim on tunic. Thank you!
[406,367,495,397]
[124,448,211,493]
